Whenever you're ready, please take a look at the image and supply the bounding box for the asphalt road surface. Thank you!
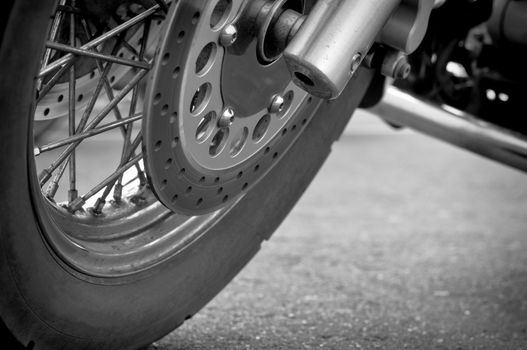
[145,114,527,350]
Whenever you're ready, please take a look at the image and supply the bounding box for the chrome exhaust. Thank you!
[371,86,527,173]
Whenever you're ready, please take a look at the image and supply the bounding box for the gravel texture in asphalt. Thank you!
[148,122,527,350]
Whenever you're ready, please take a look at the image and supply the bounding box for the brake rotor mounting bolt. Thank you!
[219,107,235,127]
[220,24,238,47]
[69,198,85,213]
[269,94,285,114]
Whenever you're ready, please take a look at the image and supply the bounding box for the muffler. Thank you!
[372,86,527,173]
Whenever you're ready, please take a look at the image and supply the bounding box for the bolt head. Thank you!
[381,51,411,79]
[220,24,238,47]
[395,61,411,80]
[350,53,362,73]
[219,107,235,127]
[269,94,285,114]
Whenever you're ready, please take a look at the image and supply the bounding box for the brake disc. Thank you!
[143,0,316,215]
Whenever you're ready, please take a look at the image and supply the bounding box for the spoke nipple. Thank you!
[69,197,85,213]
[220,24,238,47]
[137,171,147,186]
[34,147,41,156]
[68,189,78,203]
[113,184,123,203]
[93,198,106,215]
[218,107,235,128]
[269,94,286,114]
[131,195,147,207]
[39,169,52,186]
[46,182,59,200]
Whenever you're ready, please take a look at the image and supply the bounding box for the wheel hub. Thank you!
[143,0,314,215]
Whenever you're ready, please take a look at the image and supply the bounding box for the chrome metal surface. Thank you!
[381,50,411,79]
[284,0,400,99]
[269,94,286,114]
[45,41,151,70]
[350,54,362,76]
[373,86,527,173]
[380,0,435,54]
[34,114,143,155]
[220,24,238,47]
[219,107,235,127]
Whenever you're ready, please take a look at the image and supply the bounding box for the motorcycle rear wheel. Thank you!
[0,0,373,349]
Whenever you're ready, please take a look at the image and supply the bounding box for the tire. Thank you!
[0,1,374,349]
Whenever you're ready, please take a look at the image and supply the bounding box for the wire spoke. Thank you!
[68,3,78,203]
[35,114,142,155]
[69,154,143,212]
[72,35,126,135]
[36,1,159,212]
[72,132,143,211]
[93,131,144,212]
[80,17,137,141]
[114,19,151,201]
[45,42,151,70]
[121,39,141,58]
[153,0,169,13]
[124,19,150,150]
[37,0,67,91]
[45,159,69,200]
[38,67,150,187]
[38,4,160,78]
[36,59,77,104]
[38,51,114,196]
[43,0,67,66]
[92,131,144,212]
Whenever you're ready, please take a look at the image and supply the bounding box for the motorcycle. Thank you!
[0,0,525,348]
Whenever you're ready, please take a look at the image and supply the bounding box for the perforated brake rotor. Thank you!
[144,0,317,215]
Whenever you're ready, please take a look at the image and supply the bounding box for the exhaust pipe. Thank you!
[371,86,527,173]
